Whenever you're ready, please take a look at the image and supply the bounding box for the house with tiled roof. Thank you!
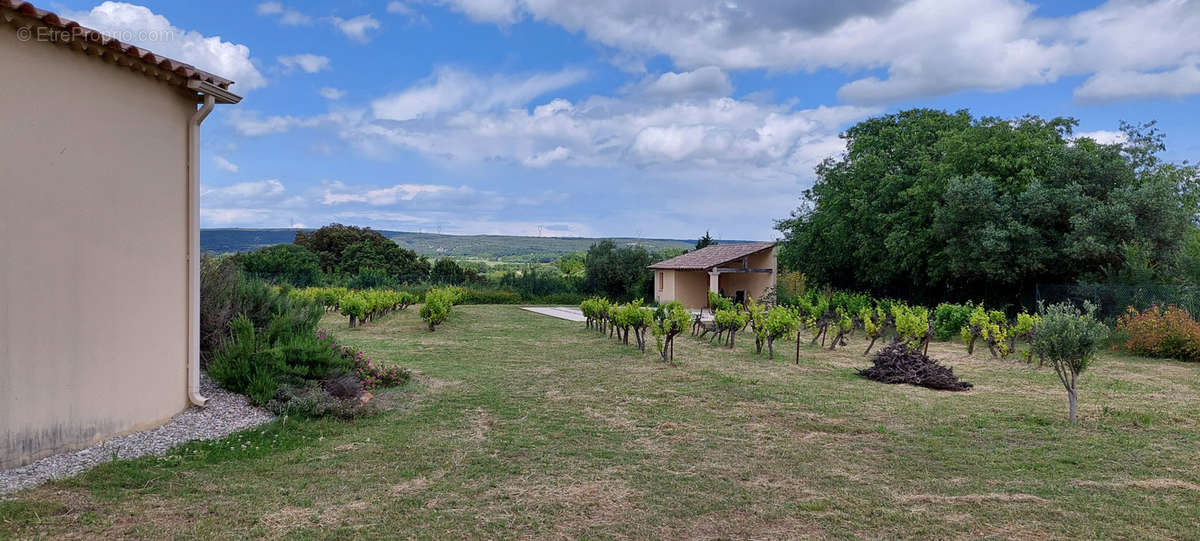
[649,242,777,309]
[0,1,240,467]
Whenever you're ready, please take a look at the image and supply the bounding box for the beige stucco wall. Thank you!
[654,270,673,305]
[672,271,711,309]
[717,248,778,304]
[0,28,195,467]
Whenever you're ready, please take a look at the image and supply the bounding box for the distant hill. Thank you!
[201,228,758,261]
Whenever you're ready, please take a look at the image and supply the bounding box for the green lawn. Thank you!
[3,305,1199,539]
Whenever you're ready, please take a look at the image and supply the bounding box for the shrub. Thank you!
[238,244,322,286]
[319,330,412,391]
[458,289,522,305]
[708,291,734,312]
[859,342,973,391]
[200,255,323,364]
[1031,302,1108,423]
[932,302,973,341]
[208,315,350,406]
[1115,305,1200,362]
[266,380,368,420]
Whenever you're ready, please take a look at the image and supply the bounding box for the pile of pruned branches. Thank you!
[858,342,973,391]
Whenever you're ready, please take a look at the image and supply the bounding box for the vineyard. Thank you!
[288,286,419,328]
[578,288,1137,421]
[580,290,1048,365]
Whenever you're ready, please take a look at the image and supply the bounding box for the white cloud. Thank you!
[322,182,473,206]
[202,179,285,201]
[331,14,382,43]
[1073,130,1129,145]
[340,66,877,183]
[522,146,570,168]
[225,109,362,136]
[65,2,266,90]
[387,2,416,15]
[429,0,1200,103]
[436,0,522,24]
[371,66,587,120]
[213,156,239,173]
[225,110,321,136]
[256,2,312,25]
[319,87,347,100]
[1074,62,1200,103]
[278,54,332,74]
[639,67,732,99]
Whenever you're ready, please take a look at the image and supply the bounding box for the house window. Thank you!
[658,272,664,291]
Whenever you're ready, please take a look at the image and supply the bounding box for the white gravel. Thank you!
[0,375,273,496]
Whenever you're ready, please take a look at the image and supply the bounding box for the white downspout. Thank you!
[188,94,215,407]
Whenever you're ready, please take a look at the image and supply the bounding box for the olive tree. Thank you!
[1030,302,1108,423]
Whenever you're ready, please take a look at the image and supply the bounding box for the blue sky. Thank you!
[54,0,1200,240]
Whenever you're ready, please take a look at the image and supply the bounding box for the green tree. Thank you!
[238,244,322,286]
[296,223,406,274]
[776,110,1200,305]
[556,252,586,275]
[430,258,467,285]
[336,240,430,284]
[585,240,654,302]
[696,231,717,250]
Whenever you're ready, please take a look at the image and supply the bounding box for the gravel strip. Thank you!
[1,375,273,496]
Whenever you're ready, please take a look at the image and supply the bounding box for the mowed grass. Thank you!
[2,305,1199,539]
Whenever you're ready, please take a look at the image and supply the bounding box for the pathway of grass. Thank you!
[2,305,1198,539]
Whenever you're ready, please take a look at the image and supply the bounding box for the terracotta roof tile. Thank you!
[649,242,776,270]
[1,1,237,91]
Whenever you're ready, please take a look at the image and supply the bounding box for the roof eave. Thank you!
[188,80,241,104]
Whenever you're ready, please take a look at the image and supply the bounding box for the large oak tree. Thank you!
[776,109,1199,306]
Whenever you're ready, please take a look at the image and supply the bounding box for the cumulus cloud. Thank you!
[331,14,382,43]
[638,67,733,99]
[1074,63,1200,103]
[213,156,239,173]
[522,146,570,168]
[371,67,587,120]
[66,2,266,90]
[319,87,348,100]
[1073,130,1129,145]
[341,66,878,183]
[428,0,1200,103]
[278,54,331,74]
[256,1,312,25]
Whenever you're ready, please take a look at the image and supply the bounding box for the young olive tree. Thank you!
[1031,302,1108,423]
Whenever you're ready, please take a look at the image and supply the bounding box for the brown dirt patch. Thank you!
[1076,478,1200,491]
[896,492,1048,505]
[260,500,369,535]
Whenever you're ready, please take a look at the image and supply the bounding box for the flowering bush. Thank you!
[317,329,413,390]
[1115,305,1200,362]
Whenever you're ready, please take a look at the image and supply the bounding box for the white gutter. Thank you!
[188,93,216,407]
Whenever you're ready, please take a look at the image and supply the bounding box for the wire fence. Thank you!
[1035,283,1200,321]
